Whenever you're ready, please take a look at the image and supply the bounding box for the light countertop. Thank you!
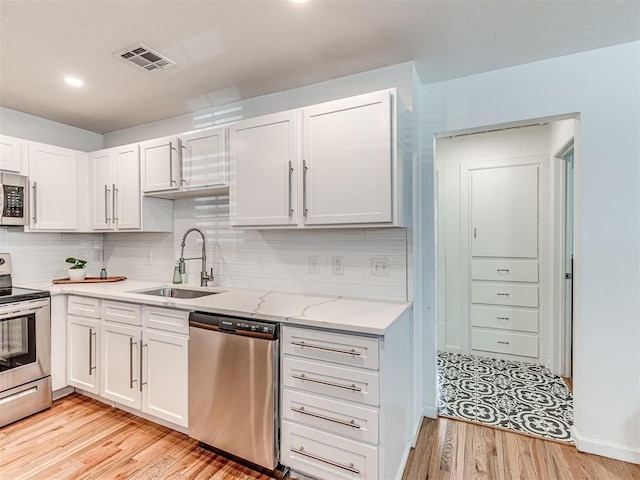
[21,279,412,336]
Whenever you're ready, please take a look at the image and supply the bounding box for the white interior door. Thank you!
[471,164,539,258]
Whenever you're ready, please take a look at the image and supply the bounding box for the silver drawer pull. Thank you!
[291,406,361,429]
[291,340,361,357]
[292,373,362,392]
[497,269,510,273]
[290,446,360,474]
[497,341,510,345]
[497,293,510,297]
[497,317,510,321]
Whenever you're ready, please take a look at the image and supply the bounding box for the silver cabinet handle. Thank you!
[180,144,189,186]
[497,269,510,273]
[497,317,510,321]
[291,340,361,357]
[104,185,111,224]
[497,293,510,297]
[497,341,510,345]
[473,227,477,238]
[89,329,96,375]
[290,447,359,474]
[291,406,361,429]
[169,142,177,186]
[288,160,294,217]
[302,159,308,217]
[32,182,37,223]
[112,184,118,223]
[139,340,147,392]
[292,373,362,392]
[129,337,136,389]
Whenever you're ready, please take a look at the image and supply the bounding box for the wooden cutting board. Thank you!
[52,276,127,284]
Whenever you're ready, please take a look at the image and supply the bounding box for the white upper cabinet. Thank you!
[229,111,298,226]
[28,142,78,230]
[91,144,172,232]
[229,89,407,229]
[180,128,227,190]
[91,145,141,230]
[141,127,228,198]
[303,90,393,225]
[471,164,539,258]
[140,136,181,193]
[0,135,23,173]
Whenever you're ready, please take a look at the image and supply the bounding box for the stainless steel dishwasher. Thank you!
[188,311,279,471]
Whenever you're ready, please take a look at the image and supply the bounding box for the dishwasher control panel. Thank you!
[219,318,276,336]
[190,311,278,339]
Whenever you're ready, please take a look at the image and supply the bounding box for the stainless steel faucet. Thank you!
[179,227,213,287]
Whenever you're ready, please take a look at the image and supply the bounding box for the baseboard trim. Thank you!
[52,385,74,401]
[423,404,438,419]
[395,442,413,480]
[572,426,640,464]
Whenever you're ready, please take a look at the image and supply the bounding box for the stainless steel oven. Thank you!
[0,253,51,427]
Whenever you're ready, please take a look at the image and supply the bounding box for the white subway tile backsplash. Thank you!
[2,197,408,302]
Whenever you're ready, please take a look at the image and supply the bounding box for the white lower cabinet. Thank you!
[281,320,412,480]
[67,315,100,394]
[67,296,189,429]
[141,327,188,426]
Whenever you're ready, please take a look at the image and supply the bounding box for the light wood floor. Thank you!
[402,416,640,480]
[2,393,639,480]
[0,393,271,479]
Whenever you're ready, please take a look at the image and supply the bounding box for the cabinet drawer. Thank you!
[102,301,141,326]
[472,259,538,282]
[283,389,378,444]
[472,329,538,358]
[143,306,189,334]
[471,305,538,333]
[283,326,378,370]
[68,295,101,318]
[472,283,538,308]
[283,357,379,407]
[281,420,378,480]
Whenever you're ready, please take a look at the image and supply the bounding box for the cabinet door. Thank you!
[28,143,77,230]
[181,128,227,190]
[303,90,392,225]
[471,164,539,258]
[140,137,180,192]
[90,149,113,230]
[113,144,141,229]
[67,316,99,394]
[142,329,188,427]
[229,111,298,226]
[101,323,141,408]
[0,135,22,172]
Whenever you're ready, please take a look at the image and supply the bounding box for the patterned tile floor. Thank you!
[437,351,574,443]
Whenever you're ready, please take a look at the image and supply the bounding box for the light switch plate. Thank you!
[332,256,344,275]
[308,255,321,274]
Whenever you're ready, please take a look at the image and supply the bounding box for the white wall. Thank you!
[0,107,103,151]
[103,62,413,146]
[419,41,640,463]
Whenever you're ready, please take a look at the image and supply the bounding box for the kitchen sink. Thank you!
[132,287,221,299]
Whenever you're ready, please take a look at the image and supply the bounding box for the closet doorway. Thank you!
[435,117,577,442]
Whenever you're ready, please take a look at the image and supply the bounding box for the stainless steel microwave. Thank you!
[0,173,27,226]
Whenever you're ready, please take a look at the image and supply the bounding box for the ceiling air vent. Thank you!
[113,43,176,72]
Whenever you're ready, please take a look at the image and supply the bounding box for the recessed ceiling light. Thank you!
[64,77,83,87]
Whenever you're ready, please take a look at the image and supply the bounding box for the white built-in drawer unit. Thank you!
[143,305,189,334]
[471,283,538,308]
[68,295,101,319]
[471,259,538,282]
[471,305,538,333]
[283,357,379,407]
[283,326,379,370]
[101,301,141,326]
[282,388,379,444]
[281,420,378,480]
[472,329,539,358]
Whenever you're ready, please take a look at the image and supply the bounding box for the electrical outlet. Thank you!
[308,255,321,274]
[94,249,103,262]
[332,256,344,275]
[146,251,153,265]
[371,257,390,277]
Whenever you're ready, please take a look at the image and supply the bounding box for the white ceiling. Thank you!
[1,1,639,134]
